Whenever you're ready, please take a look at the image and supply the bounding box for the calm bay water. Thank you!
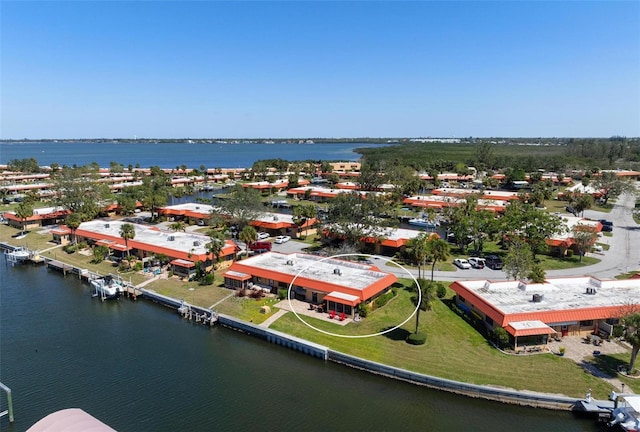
[0,262,599,431]
[0,141,386,169]
[0,141,602,431]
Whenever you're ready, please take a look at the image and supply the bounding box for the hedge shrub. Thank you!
[406,332,427,345]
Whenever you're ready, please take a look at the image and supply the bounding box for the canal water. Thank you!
[0,262,601,431]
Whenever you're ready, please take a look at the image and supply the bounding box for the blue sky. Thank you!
[1,1,639,139]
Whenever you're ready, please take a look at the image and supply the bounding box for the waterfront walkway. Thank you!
[548,336,632,393]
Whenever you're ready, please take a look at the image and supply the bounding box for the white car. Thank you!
[274,235,291,244]
[468,257,486,269]
[453,258,472,269]
[257,232,270,240]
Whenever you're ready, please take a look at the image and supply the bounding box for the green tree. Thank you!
[92,245,109,263]
[325,192,397,248]
[426,236,451,281]
[8,157,40,173]
[490,327,510,349]
[65,212,83,245]
[574,194,594,217]
[140,166,170,220]
[119,223,136,258]
[169,221,186,232]
[52,164,113,219]
[14,201,34,234]
[405,233,430,279]
[503,240,534,280]
[501,200,565,259]
[623,313,640,372]
[238,225,257,256]
[572,224,599,262]
[206,229,225,274]
[593,171,636,205]
[413,278,438,335]
[357,159,384,191]
[443,194,480,252]
[217,184,263,230]
[292,204,317,238]
[527,264,546,283]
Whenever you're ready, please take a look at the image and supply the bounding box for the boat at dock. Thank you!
[407,218,440,229]
[90,275,124,300]
[5,247,31,263]
[608,394,640,431]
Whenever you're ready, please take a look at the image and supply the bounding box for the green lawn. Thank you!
[271,287,614,399]
[215,295,281,324]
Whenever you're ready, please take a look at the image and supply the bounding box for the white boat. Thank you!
[90,275,124,299]
[6,247,30,262]
[407,218,440,229]
[609,394,640,431]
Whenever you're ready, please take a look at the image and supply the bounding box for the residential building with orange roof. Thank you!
[450,276,640,350]
[402,194,509,213]
[158,203,217,224]
[546,216,602,255]
[4,206,71,230]
[74,220,238,277]
[250,212,318,238]
[223,252,397,317]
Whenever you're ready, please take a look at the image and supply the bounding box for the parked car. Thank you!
[485,255,503,270]
[248,241,271,253]
[599,219,613,227]
[468,257,485,269]
[274,235,291,244]
[257,232,270,240]
[601,225,613,232]
[453,258,472,269]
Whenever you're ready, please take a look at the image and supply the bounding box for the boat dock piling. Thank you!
[0,382,14,424]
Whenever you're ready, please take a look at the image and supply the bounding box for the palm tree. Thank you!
[14,201,34,235]
[413,278,437,335]
[426,236,450,281]
[624,313,640,372]
[65,212,82,245]
[169,221,186,232]
[238,225,257,257]
[119,223,136,258]
[406,233,429,279]
[292,204,317,238]
[206,229,225,274]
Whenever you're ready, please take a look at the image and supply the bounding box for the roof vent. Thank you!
[532,294,543,303]
[195,206,200,209]
[104,223,110,228]
[286,260,293,265]
[333,268,342,275]
[273,216,278,221]
[586,287,597,295]
[168,235,175,241]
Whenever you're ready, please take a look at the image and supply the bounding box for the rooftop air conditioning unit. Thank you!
[193,241,200,246]
[333,268,342,275]
[586,287,597,295]
[286,260,293,265]
[104,223,110,228]
[532,294,543,302]
[168,235,175,241]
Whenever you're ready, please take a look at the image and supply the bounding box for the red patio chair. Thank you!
[339,312,346,321]
[329,310,336,319]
